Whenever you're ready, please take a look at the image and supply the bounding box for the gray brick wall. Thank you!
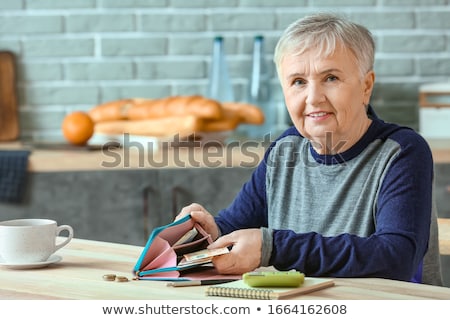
[0,0,449,140]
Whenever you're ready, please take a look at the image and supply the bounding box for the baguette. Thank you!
[88,99,135,122]
[127,98,167,119]
[128,95,223,120]
[94,115,203,138]
[221,102,265,125]
[198,109,241,132]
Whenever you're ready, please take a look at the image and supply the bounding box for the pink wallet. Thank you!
[133,214,238,281]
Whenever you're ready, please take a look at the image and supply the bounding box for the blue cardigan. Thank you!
[215,106,438,284]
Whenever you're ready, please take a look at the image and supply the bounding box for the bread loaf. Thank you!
[127,95,223,120]
[198,109,241,132]
[89,96,265,139]
[222,102,265,125]
[126,98,166,120]
[88,99,135,122]
[94,115,203,138]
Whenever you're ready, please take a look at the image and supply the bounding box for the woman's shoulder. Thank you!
[376,120,433,161]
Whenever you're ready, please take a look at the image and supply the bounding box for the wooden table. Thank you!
[0,238,449,300]
[439,218,450,255]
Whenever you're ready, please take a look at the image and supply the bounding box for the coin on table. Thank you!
[115,276,129,282]
[102,274,116,281]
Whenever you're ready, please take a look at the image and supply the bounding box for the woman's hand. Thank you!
[207,229,262,275]
[176,203,220,241]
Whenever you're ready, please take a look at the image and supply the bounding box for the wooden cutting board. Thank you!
[0,51,19,141]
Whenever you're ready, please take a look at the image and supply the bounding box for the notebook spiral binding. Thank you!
[205,286,276,300]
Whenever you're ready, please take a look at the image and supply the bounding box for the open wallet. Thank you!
[133,214,240,281]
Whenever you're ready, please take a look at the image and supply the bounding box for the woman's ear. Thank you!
[363,70,375,104]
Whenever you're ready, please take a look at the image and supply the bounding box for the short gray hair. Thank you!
[274,13,375,78]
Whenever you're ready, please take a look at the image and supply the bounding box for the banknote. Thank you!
[173,228,198,246]
[178,247,229,267]
[183,247,229,262]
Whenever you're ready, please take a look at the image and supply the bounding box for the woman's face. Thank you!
[279,45,375,154]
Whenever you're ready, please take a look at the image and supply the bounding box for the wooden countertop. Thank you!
[439,218,450,255]
[1,237,449,300]
[0,137,449,172]
[0,140,267,172]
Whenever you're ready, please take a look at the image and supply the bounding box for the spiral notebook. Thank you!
[205,278,334,300]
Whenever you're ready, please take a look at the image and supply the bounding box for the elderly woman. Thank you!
[179,13,442,285]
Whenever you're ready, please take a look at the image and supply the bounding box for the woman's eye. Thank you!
[326,75,338,82]
[293,79,306,86]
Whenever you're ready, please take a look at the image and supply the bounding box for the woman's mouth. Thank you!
[307,111,331,120]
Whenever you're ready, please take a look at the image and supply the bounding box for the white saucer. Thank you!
[0,255,62,270]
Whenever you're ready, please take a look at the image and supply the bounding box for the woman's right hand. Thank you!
[176,203,220,241]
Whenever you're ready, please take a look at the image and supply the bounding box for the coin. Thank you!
[115,276,129,282]
[103,274,116,281]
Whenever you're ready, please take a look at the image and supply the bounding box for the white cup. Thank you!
[0,218,74,264]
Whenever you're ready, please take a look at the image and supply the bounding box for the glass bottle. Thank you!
[248,35,272,138]
[207,36,234,102]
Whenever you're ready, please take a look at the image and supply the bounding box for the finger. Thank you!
[211,254,237,275]
[207,234,235,250]
[175,203,204,220]
[189,210,209,221]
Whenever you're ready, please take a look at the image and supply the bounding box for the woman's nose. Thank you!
[305,83,326,106]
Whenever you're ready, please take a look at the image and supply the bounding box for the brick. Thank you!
[25,129,66,142]
[0,1,23,9]
[374,58,414,76]
[381,34,446,53]
[372,82,420,102]
[65,62,134,81]
[209,12,276,31]
[100,84,171,101]
[0,15,63,34]
[240,0,307,6]
[275,12,310,30]
[349,11,415,29]
[169,36,215,55]
[0,40,21,53]
[170,0,237,7]
[26,0,96,9]
[99,0,166,8]
[170,35,240,55]
[19,110,66,130]
[310,0,377,5]
[417,11,450,29]
[101,37,167,56]
[21,85,99,105]
[23,38,95,57]
[418,58,450,76]
[383,0,446,5]
[141,13,206,32]
[136,60,206,80]
[18,62,63,81]
[172,83,208,96]
[66,14,135,33]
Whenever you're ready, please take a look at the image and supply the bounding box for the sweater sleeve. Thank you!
[214,154,269,234]
[269,130,433,281]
